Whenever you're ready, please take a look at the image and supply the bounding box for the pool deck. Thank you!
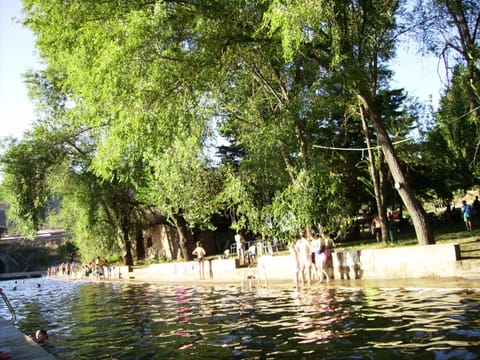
[0,318,55,360]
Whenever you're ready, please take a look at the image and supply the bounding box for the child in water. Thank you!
[35,329,49,344]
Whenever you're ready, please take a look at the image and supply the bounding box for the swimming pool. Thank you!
[1,278,480,359]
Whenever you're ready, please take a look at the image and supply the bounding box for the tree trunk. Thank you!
[358,95,435,245]
[135,222,145,261]
[171,214,191,260]
[444,0,480,133]
[378,150,389,243]
[464,65,480,159]
[121,218,133,266]
[360,106,388,244]
[444,0,480,161]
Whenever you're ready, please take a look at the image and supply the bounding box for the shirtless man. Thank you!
[234,232,245,264]
[192,241,207,280]
[295,230,313,286]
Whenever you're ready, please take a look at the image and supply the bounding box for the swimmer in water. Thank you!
[35,329,49,344]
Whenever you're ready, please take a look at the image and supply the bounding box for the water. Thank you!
[1,278,480,359]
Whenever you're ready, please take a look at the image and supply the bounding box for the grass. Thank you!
[333,220,480,260]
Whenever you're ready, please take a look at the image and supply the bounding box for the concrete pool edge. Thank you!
[38,242,480,289]
[0,318,56,360]
[122,243,480,285]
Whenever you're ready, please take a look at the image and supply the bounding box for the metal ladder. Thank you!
[241,262,269,291]
[0,288,16,323]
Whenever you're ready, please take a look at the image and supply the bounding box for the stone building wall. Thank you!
[142,224,232,261]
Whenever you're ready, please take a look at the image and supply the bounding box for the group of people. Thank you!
[444,196,480,231]
[370,212,399,243]
[290,230,333,289]
[48,256,114,280]
[234,232,269,266]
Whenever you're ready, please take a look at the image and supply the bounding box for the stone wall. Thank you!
[332,243,461,280]
[142,224,184,261]
[141,224,231,262]
[257,244,461,281]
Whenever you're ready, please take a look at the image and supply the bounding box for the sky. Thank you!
[0,0,41,140]
[0,0,445,142]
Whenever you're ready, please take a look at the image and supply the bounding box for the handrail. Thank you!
[241,262,269,291]
[0,288,16,323]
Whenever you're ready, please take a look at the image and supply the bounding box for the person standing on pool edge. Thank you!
[461,200,473,231]
[192,241,206,280]
[234,232,245,265]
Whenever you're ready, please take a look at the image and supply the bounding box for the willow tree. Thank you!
[21,0,228,259]
[263,0,435,245]
[205,3,359,236]
[22,0,354,251]
[0,134,63,236]
[0,88,145,266]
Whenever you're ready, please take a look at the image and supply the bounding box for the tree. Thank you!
[19,0,439,252]
[58,241,79,263]
[21,0,252,258]
[0,132,65,236]
[263,0,435,245]
[421,66,478,194]
[22,0,352,250]
[413,0,480,143]
[138,137,223,260]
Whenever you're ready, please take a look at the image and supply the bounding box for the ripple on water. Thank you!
[1,279,480,359]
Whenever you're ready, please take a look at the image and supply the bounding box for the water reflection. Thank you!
[0,279,479,359]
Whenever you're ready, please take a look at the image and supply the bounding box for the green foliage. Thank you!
[50,162,135,262]
[412,0,480,137]
[269,167,347,240]
[0,134,65,235]
[217,166,260,232]
[139,136,222,230]
[421,66,479,193]
[58,240,79,262]
[9,0,476,253]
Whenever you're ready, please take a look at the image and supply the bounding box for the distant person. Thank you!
[311,233,328,282]
[245,244,256,265]
[445,200,453,225]
[295,230,313,286]
[387,212,398,243]
[234,232,245,265]
[317,234,333,282]
[192,241,206,280]
[473,196,480,217]
[371,215,381,242]
[95,256,105,278]
[289,240,300,290]
[311,233,321,268]
[461,200,473,231]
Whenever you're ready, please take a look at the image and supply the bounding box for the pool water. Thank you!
[1,278,480,359]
